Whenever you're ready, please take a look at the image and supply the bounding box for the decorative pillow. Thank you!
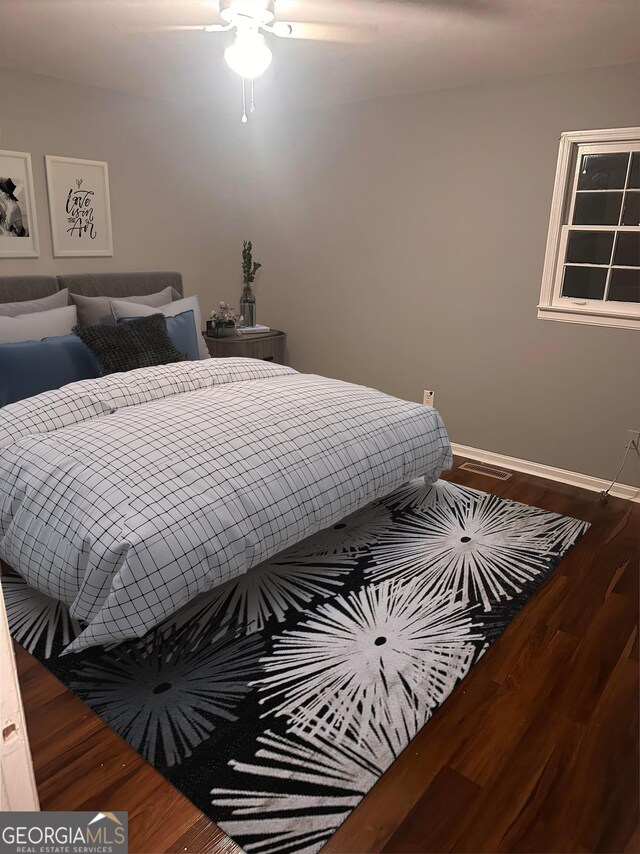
[74,313,187,376]
[118,309,200,362]
[70,286,179,327]
[0,305,78,344]
[0,288,69,317]
[110,294,209,359]
[0,334,101,407]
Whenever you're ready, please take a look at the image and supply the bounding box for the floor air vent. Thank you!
[458,461,513,481]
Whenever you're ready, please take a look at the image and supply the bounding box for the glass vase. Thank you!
[240,285,256,328]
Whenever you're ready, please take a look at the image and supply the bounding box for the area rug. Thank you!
[3,480,589,854]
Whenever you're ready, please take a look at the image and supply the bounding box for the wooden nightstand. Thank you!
[204,329,287,365]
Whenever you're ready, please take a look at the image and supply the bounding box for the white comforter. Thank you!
[0,359,451,652]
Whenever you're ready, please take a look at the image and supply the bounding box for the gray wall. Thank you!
[242,62,640,486]
[0,68,250,304]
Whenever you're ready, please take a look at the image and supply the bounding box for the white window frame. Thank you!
[538,127,640,331]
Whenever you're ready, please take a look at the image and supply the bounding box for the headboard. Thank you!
[0,276,59,303]
[0,270,183,304]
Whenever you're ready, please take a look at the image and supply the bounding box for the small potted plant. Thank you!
[207,302,242,338]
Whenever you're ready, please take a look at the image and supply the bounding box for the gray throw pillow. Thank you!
[0,289,69,317]
[70,286,179,327]
[74,313,186,376]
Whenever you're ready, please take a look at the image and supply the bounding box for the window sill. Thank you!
[537,304,640,330]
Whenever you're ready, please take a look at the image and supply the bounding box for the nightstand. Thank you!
[204,329,287,365]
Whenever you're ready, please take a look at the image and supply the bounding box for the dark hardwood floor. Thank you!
[10,457,640,853]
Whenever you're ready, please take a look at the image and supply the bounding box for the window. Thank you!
[538,128,640,330]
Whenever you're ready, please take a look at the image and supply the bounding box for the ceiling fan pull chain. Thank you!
[250,78,256,114]
[241,77,248,123]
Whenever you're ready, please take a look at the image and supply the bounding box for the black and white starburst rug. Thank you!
[3,480,589,854]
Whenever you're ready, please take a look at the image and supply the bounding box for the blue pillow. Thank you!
[0,334,101,407]
[118,310,201,361]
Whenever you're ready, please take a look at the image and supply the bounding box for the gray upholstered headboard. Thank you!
[0,270,183,304]
[0,276,59,303]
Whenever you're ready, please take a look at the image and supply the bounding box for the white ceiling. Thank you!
[1,0,640,114]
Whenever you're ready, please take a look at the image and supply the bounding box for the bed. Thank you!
[0,272,452,653]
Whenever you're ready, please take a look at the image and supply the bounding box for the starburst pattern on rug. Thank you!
[283,501,395,557]
[254,576,480,740]
[366,491,589,611]
[69,623,264,766]
[211,716,419,854]
[380,477,477,514]
[169,557,357,637]
[2,573,82,658]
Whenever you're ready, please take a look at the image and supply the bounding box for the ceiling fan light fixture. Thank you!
[224,29,273,79]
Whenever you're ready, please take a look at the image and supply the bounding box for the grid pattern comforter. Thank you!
[0,359,451,652]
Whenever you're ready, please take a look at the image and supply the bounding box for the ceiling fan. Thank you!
[156,0,498,121]
[204,0,293,80]
[164,0,374,122]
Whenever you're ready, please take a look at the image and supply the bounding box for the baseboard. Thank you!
[450,443,640,503]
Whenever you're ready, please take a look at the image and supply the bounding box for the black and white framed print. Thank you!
[45,155,113,257]
[0,150,39,258]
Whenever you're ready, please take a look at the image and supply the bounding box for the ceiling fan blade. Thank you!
[150,25,209,32]
[358,0,508,18]
[139,23,235,34]
[273,20,377,44]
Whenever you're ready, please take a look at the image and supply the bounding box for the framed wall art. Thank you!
[0,150,40,258]
[45,155,113,257]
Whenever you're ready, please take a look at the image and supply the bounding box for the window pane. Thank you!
[573,192,623,225]
[561,265,607,299]
[566,230,614,264]
[577,152,629,190]
[629,152,640,189]
[608,268,640,303]
[614,231,640,267]
[621,192,640,226]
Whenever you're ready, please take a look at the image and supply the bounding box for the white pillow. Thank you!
[0,305,78,344]
[110,295,209,359]
[0,288,69,318]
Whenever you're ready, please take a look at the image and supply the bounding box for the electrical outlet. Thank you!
[423,390,435,407]
[628,429,640,449]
